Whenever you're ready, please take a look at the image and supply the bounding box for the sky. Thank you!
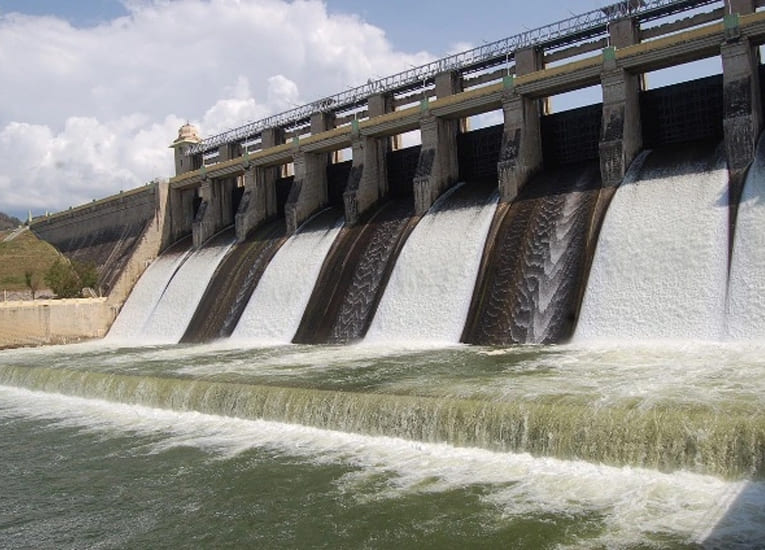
[0,0,723,219]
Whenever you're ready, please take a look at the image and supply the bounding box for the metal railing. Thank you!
[189,0,720,155]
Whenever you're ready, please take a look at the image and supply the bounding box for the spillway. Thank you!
[106,238,193,342]
[462,162,602,345]
[575,141,729,341]
[727,135,765,339]
[231,209,343,345]
[182,219,287,343]
[293,199,419,344]
[364,182,497,344]
[137,232,234,344]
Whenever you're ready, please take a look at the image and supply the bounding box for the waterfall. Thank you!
[727,136,765,339]
[139,236,234,344]
[462,162,602,345]
[231,209,344,345]
[182,219,287,343]
[575,142,729,341]
[106,242,192,342]
[1,362,763,480]
[364,183,498,344]
[293,199,419,344]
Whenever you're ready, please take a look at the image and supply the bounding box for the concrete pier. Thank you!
[721,12,761,176]
[599,18,642,187]
[192,176,235,248]
[413,71,461,214]
[497,47,543,202]
[343,93,396,225]
[285,148,329,233]
[235,127,284,241]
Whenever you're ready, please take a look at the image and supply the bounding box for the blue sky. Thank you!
[0,0,723,219]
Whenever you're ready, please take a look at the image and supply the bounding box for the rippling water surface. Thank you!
[1,341,764,549]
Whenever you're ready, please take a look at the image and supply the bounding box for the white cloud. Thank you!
[0,0,433,217]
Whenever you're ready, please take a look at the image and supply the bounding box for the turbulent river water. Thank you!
[1,340,764,549]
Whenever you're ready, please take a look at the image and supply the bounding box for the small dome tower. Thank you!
[169,122,201,176]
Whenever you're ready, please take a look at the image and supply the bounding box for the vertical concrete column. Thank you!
[285,146,329,234]
[369,92,401,151]
[167,187,191,243]
[722,36,762,176]
[218,142,241,162]
[497,46,545,202]
[599,64,642,187]
[192,179,215,248]
[410,70,464,214]
[343,128,387,224]
[515,46,549,114]
[235,127,284,241]
[608,17,640,49]
[497,90,543,202]
[192,176,236,247]
[435,70,469,132]
[599,16,642,187]
[311,111,340,163]
[413,113,460,214]
[725,0,755,14]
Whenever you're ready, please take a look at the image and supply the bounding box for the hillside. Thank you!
[0,212,22,230]
[0,228,60,296]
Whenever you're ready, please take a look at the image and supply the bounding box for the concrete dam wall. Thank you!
[30,184,162,294]
[9,1,765,349]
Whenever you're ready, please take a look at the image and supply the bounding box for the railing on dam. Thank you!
[188,0,723,158]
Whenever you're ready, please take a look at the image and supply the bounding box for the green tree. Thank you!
[44,259,81,298]
[72,260,99,291]
[24,270,41,300]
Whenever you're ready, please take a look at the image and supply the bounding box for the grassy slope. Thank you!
[0,229,61,291]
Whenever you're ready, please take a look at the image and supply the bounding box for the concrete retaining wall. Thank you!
[0,182,171,349]
[0,298,115,348]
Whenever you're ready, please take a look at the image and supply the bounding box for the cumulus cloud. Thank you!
[0,0,433,217]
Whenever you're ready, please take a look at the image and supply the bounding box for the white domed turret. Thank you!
[170,122,202,176]
[171,122,201,148]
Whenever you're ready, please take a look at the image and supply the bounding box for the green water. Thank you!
[1,341,764,548]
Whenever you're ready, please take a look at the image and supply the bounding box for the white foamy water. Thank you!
[365,185,497,344]
[576,148,729,341]
[727,136,765,340]
[138,240,234,344]
[106,248,192,341]
[231,214,343,344]
[1,384,761,549]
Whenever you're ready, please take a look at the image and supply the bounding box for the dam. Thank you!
[2,0,765,547]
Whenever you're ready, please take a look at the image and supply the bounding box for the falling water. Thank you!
[364,183,497,344]
[106,240,192,342]
[138,237,233,344]
[462,162,601,345]
[231,210,344,344]
[727,135,765,339]
[575,142,729,341]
